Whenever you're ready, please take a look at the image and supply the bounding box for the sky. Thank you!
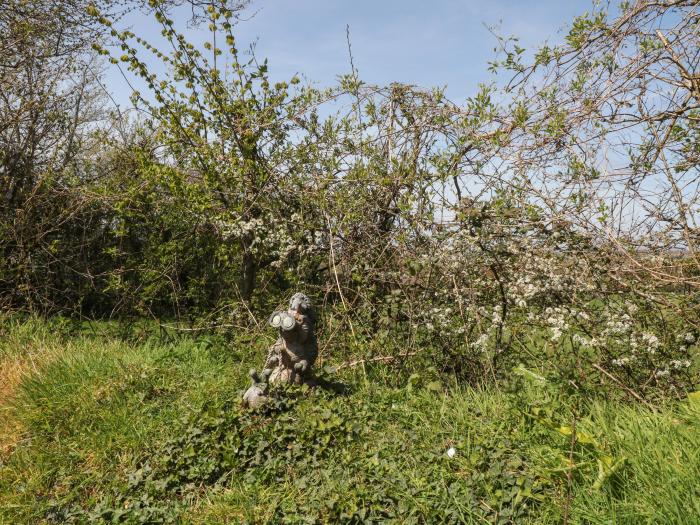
[104,0,596,108]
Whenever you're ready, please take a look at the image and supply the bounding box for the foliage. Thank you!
[2,1,700,522]
[2,321,700,524]
[1,0,699,397]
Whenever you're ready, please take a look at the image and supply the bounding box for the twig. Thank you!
[325,214,356,338]
[562,415,576,525]
[593,364,654,409]
[338,351,419,369]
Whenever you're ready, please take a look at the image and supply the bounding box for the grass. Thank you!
[1,318,699,524]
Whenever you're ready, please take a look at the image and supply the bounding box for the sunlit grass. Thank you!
[1,319,699,524]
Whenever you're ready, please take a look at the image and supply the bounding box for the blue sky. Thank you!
[105,0,596,108]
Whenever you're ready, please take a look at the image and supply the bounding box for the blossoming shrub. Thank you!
[332,199,698,398]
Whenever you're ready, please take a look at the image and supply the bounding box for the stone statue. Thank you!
[242,292,318,408]
[241,368,271,409]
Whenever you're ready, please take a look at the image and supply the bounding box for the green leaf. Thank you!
[593,455,626,490]
[426,381,442,392]
[687,391,700,405]
[557,426,599,446]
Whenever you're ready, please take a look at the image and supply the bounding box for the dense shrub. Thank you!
[1,0,698,397]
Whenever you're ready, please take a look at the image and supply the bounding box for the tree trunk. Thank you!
[240,234,257,301]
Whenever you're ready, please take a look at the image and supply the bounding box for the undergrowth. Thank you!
[1,319,699,524]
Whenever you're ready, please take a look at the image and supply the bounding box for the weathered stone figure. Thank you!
[265,292,318,384]
[241,368,271,409]
[242,292,318,408]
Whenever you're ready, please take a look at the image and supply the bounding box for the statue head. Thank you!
[289,292,312,314]
[267,292,314,333]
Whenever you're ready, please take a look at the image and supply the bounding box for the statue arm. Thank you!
[263,339,283,369]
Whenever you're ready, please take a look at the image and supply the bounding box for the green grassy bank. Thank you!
[1,319,699,524]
